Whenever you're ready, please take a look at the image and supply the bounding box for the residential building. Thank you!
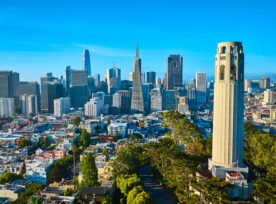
[85,98,103,117]
[0,98,14,117]
[54,97,71,117]
[21,95,38,116]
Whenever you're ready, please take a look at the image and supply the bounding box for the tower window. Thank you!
[230,65,236,81]
[233,48,236,54]
[220,65,225,80]
[221,47,226,54]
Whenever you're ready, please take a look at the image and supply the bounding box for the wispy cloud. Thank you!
[74,43,133,57]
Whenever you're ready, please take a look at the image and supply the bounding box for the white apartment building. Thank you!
[107,120,128,137]
[0,98,14,117]
[263,89,274,105]
[85,97,103,117]
[54,97,70,117]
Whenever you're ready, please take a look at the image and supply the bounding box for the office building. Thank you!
[260,77,270,89]
[117,90,132,113]
[141,71,145,84]
[177,96,189,114]
[131,45,145,113]
[129,72,133,81]
[19,81,40,110]
[70,70,88,108]
[92,74,100,86]
[40,73,64,113]
[65,66,72,96]
[146,71,156,85]
[187,81,196,108]
[21,95,38,116]
[162,90,176,110]
[54,97,70,117]
[83,49,91,76]
[106,66,121,94]
[196,72,207,105]
[0,98,14,117]
[142,83,154,113]
[155,78,162,87]
[165,55,183,90]
[112,93,122,108]
[263,89,274,104]
[85,98,103,117]
[208,42,250,199]
[0,71,19,106]
[150,88,162,112]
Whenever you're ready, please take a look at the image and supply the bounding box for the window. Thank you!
[220,65,225,80]
[230,65,236,81]
[221,46,226,54]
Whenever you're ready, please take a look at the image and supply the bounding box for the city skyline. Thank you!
[0,0,276,82]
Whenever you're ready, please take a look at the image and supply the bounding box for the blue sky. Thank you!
[0,0,275,82]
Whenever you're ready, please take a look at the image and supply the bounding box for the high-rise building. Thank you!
[21,95,38,116]
[187,80,196,108]
[263,89,274,104]
[244,79,251,92]
[54,97,70,117]
[162,90,176,110]
[117,90,132,113]
[196,72,207,105]
[209,42,249,188]
[150,88,162,112]
[146,71,156,85]
[19,81,40,111]
[70,70,88,108]
[106,66,121,94]
[112,93,122,108]
[131,45,145,113]
[155,78,162,87]
[40,73,64,113]
[141,71,145,84]
[0,71,19,106]
[165,55,183,90]
[65,66,72,96]
[142,83,154,113]
[92,74,100,86]
[0,98,14,117]
[129,72,133,81]
[177,96,189,114]
[83,49,91,76]
[260,77,270,89]
[85,97,103,117]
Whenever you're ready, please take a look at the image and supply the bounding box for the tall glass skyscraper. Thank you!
[82,49,91,76]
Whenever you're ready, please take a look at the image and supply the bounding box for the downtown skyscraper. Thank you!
[131,45,144,113]
[82,49,91,76]
[165,55,183,90]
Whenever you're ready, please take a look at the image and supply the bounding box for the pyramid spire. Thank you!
[136,44,139,59]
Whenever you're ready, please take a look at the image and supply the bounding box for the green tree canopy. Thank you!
[112,143,142,177]
[116,174,141,196]
[80,129,91,149]
[81,153,98,186]
[127,185,153,204]
[0,172,23,184]
[72,117,81,126]
[14,183,45,204]
[47,155,73,183]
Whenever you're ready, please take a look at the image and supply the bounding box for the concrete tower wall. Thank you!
[212,42,245,168]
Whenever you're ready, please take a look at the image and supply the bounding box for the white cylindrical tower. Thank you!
[211,42,244,168]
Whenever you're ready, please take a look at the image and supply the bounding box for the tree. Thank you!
[102,148,109,156]
[47,155,73,183]
[17,139,30,148]
[131,133,143,142]
[127,185,153,204]
[116,174,141,196]
[80,129,91,148]
[253,172,276,203]
[0,172,23,184]
[15,183,45,204]
[102,195,113,204]
[81,153,98,186]
[72,117,81,126]
[191,176,232,204]
[29,196,43,204]
[112,143,142,177]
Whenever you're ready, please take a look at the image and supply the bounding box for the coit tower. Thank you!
[209,42,246,174]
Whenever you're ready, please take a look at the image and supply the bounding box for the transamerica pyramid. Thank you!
[131,44,145,113]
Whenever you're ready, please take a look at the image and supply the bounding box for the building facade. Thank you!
[54,97,71,117]
[165,55,183,90]
[150,88,162,112]
[83,49,91,76]
[0,98,14,117]
[196,72,207,105]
